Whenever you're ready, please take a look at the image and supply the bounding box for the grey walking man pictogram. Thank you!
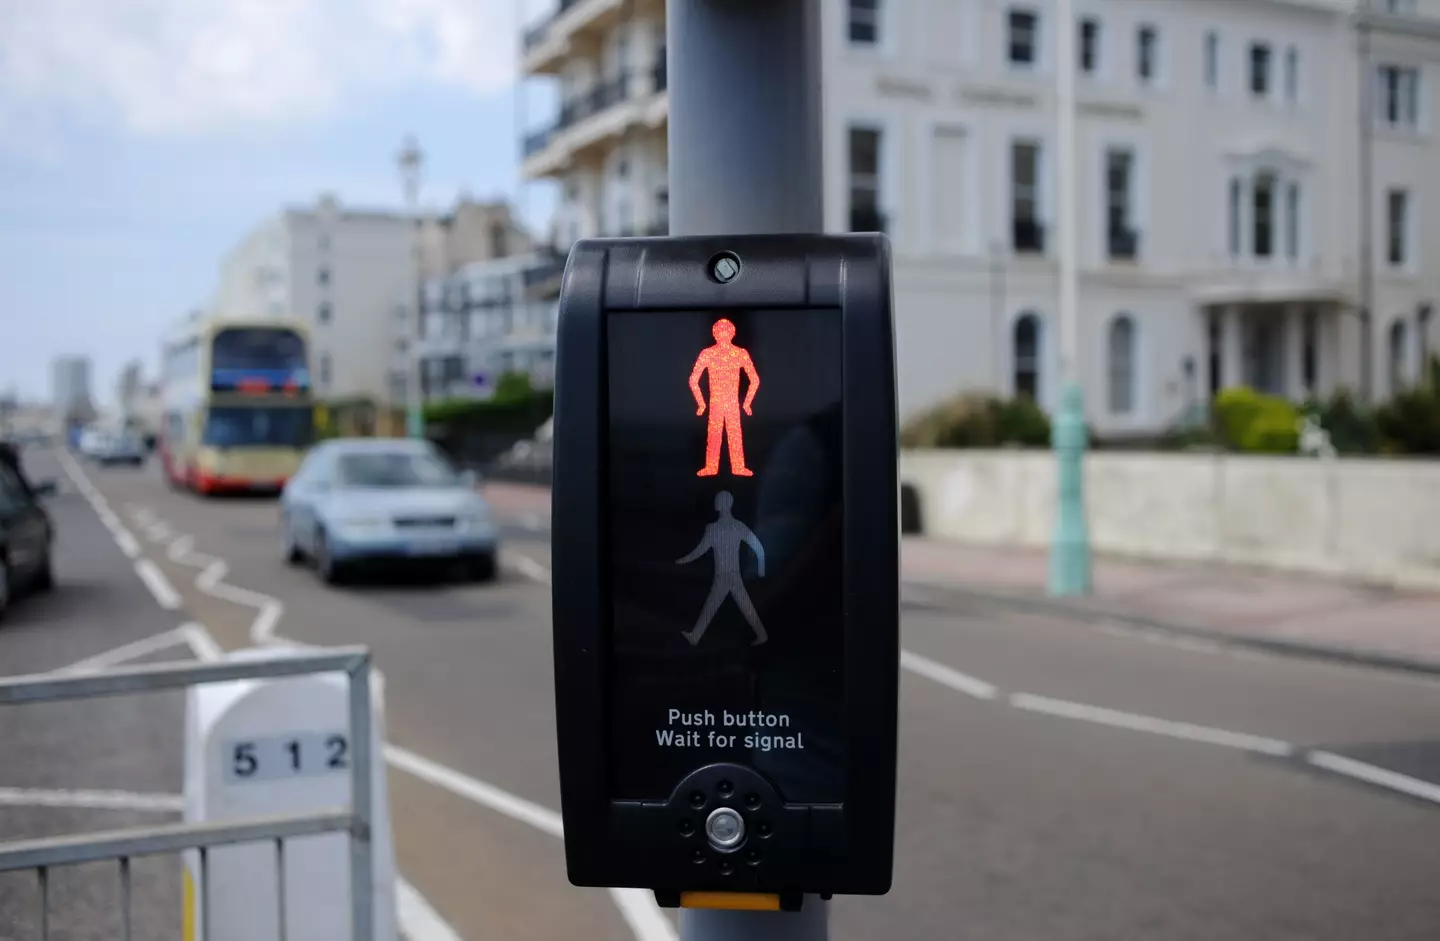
[676,491,768,646]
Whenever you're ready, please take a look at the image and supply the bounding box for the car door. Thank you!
[0,464,46,578]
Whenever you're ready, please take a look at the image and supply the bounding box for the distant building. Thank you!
[117,359,162,436]
[51,355,95,423]
[409,253,561,400]
[212,194,532,406]
[521,0,1440,432]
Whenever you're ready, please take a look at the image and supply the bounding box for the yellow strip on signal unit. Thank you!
[182,869,196,941]
[680,891,782,911]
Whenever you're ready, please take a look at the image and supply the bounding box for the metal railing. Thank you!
[0,648,376,941]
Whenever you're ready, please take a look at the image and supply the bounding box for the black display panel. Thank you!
[605,308,845,805]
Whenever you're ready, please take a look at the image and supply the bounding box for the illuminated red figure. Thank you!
[688,318,760,477]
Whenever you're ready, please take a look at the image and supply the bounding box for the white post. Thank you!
[1056,0,1079,389]
[398,136,425,438]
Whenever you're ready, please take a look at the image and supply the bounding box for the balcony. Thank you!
[1108,227,1140,262]
[522,68,668,180]
[849,205,887,234]
[1013,217,1046,254]
[522,0,628,75]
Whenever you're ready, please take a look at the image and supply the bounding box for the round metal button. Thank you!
[704,807,746,851]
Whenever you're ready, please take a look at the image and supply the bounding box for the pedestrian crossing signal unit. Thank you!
[549,234,900,907]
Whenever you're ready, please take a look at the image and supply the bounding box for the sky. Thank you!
[0,0,558,406]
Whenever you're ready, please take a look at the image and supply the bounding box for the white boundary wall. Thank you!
[901,450,1440,591]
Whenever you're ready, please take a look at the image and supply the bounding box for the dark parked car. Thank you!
[0,441,57,620]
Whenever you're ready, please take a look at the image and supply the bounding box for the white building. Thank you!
[50,355,94,420]
[213,194,531,406]
[414,252,562,399]
[521,0,1440,434]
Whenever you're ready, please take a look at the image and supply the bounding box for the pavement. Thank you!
[2,461,1439,940]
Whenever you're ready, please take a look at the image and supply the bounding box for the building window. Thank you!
[1136,25,1157,83]
[317,302,332,325]
[849,0,879,45]
[1386,0,1417,13]
[1387,188,1410,266]
[1228,177,1243,257]
[1302,309,1318,394]
[319,353,332,387]
[1249,42,1271,97]
[1107,315,1137,414]
[1285,182,1301,261]
[848,126,884,232]
[489,221,508,258]
[1204,31,1220,90]
[1079,18,1100,74]
[1390,319,1410,389]
[1376,65,1420,129]
[1253,172,1275,259]
[1008,8,1038,67]
[1284,46,1299,103]
[1207,313,1222,397]
[317,267,330,286]
[1014,313,1041,400]
[1106,148,1137,260]
[1011,141,1043,253]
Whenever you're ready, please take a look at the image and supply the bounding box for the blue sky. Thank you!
[0,0,558,405]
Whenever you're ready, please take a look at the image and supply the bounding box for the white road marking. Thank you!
[145,520,174,542]
[505,552,553,585]
[520,513,546,531]
[609,887,678,941]
[0,787,185,813]
[900,650,999,700]
[112,528,142,558]
[384,745,564,839]
[1009,693,1296,756]
[57,627,192,675]
[1306,751,1440,805]
[134,558,182,610]
[394,878,466,941]
[180,621,227,662]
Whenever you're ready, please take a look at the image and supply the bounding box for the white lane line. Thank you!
[386,745,675,941]
[1307,751,1440,805]
[900,650,999,701]
[520,513,546,531]
[144,520,174,543]
[505,552,553,585]
[180,622,227,662]
[609,887,677,941]
[384,745,565,839]
[1009,693,1296,757]
[394,878,465,941]
[112,528,142,559]
[134,558,182,610]
[57,628,191,675]
[0,787,185,813]
[168,534,286,645]
[57,449,149,563]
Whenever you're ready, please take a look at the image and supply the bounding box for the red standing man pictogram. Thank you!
[689,318,760,477]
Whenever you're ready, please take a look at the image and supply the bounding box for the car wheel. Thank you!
[0,557,10,621]
[280,516,304,565]
[32,551,54,593]
[314,530,345,585]
[466,552,498,582]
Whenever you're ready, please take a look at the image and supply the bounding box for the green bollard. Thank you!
[1047,381,1092,596]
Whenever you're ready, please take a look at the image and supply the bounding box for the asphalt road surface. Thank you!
[4,445,1439,941]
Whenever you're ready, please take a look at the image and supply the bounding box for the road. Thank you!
[3,445,1439,940]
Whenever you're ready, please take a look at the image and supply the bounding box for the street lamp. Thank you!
[1048,0,1092,597]
[397,134,425,439]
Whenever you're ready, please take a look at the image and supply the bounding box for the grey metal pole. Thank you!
[666,0,828,937]
[666,0,824,236]
[1357,6,1375,404]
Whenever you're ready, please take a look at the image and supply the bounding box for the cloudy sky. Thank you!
[0,0,557,404]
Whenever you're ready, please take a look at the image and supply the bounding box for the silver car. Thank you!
[279,438,499,584]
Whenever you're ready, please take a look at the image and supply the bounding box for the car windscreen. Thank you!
[202,407,313,449]
[336,451,460,488]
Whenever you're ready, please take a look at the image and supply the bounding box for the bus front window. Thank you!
[202,408,313,449]
[211,328,308,372]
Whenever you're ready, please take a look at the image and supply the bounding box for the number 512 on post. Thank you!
[223,731,350,784]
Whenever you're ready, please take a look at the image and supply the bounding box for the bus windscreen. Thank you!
[210,327,310,393]
[202,407,314,449]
